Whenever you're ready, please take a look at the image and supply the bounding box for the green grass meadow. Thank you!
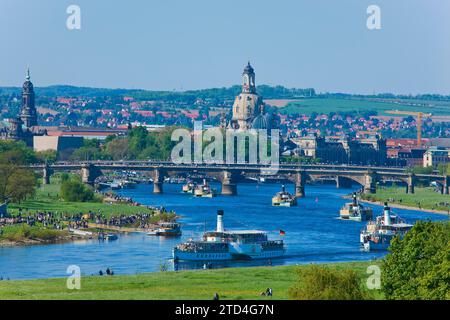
[362,187,450,212]
[8,182,152,217]
[279,97,450,116]
[0,261,382,300]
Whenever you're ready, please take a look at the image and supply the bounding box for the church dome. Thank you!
[251,113,269,129]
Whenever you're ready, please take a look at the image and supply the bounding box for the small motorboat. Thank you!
[148,222,182,237]
[107,233,118,241]
[98,232,118,241]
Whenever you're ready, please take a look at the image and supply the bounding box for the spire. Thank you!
[21,67,37,127]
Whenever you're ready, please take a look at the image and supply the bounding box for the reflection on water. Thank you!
[0,183,447,280]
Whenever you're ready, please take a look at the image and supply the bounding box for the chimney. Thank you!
[216,210,224,232]
[383,203,391,226]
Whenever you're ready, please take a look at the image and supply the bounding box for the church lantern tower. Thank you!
[242,62,256,94]
[230,62,263,130]
[20,68,38,128]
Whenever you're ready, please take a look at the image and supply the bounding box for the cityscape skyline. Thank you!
[0,1,449,306]
[1,0,449,95]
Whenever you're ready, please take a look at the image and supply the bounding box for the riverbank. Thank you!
[358,187,450,215]
[0,224,87,246]
[359,199,450,215]
[0,261,383,300]
[8,183,155,217]
[1,182,176,246]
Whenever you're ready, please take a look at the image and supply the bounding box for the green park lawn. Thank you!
[8,182,153,217]
[279,97,450,116]
[362,186,450,212]
[0,261,383,300]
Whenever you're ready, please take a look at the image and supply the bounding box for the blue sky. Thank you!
[0,0,449,94]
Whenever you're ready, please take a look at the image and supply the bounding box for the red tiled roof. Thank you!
[134,110,154,117]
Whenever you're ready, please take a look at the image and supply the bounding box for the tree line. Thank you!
[68,127,176,161]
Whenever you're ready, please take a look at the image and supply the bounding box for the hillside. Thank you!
[279,97,450,116]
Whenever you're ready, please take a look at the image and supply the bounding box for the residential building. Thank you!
[423,147,450,167]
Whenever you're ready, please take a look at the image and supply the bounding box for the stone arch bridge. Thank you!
[33,161,450,198]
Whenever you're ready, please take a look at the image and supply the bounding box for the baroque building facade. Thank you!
[0,69,42,146]
[227,62,278,131]
[293,133,387,165]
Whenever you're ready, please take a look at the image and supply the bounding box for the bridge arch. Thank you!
[308,174,366,187]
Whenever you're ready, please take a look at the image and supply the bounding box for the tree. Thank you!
[60,178,95,202]
[288,265,370,300]
[437,163,450,175]
[382,221,450,300]
[105,138,130,160]
[126,126,177,160]
[407,166,433,175]
[0,149,37,203]
[128,126,148,157]
[36,149,57,163]
[70,146,105,161]
[0,140,36,163]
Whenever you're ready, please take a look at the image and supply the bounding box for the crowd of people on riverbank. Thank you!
[0,187,177,233]
[92,212,154,229]
[0,211,66,230]
[1,207,176,233]
[97,190,146,208]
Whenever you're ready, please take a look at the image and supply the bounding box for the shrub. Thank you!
[61,179,95,202]
[382,221,450,300]
[150,211,176,224]
[60,173,70,183]
[288,265,370,300]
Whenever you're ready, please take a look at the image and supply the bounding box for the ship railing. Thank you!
[262,240,284,248]
[175,242,228,253]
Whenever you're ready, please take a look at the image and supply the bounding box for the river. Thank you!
[0,183,447,280]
